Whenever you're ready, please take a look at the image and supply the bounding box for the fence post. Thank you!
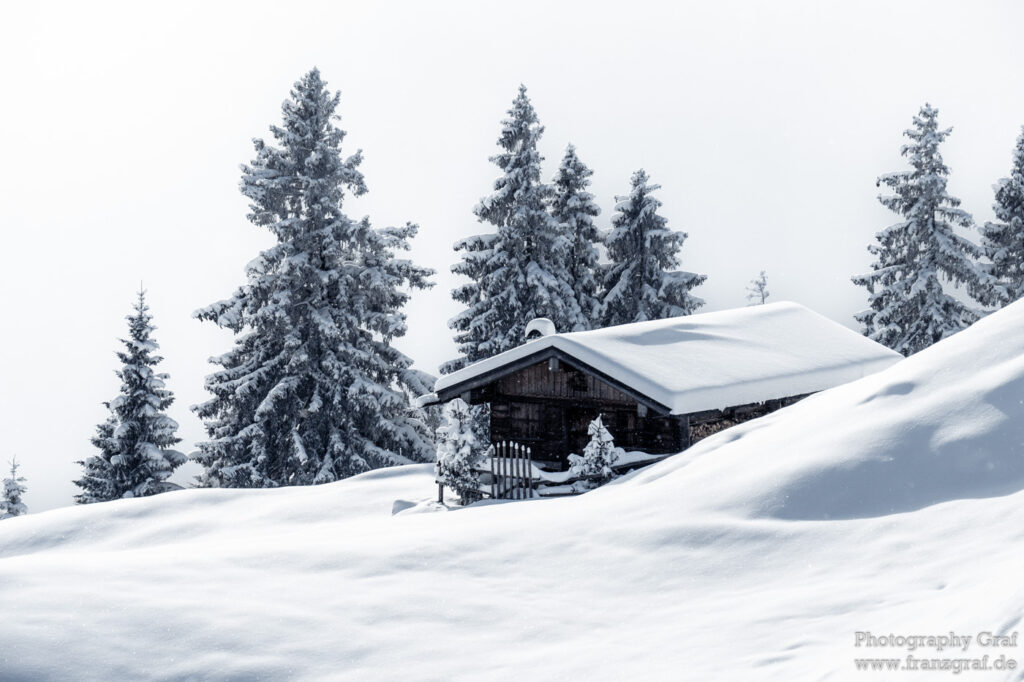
[491,446,499,499]
[500,442,506,499]
[511,442,517,500]
[515,443,523,499]
[527,446,533,498]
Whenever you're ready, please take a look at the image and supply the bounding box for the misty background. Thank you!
[2,0,1022,511]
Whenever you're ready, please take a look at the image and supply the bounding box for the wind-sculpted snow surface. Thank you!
[3,303,1024,680]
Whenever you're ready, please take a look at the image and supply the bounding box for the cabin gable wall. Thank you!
[472,359,685,469]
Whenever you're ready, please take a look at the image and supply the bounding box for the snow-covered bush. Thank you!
[435,399,485,503]
[569,417,622,485]
[1,457,27,519]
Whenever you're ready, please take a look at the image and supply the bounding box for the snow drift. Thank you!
[4,303,1024,680]
[625,296,1024,520]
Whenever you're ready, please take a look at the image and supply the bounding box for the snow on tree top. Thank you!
[432,302,903,414]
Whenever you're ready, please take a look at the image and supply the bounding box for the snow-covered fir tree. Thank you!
[977,127,1024,307]
[193,68,435,488]
[435,398,485,504]
[600,169,706,327]
[1,457,27,519]
[852,104,984,356]
[746,270,769,305]
[75,291,184,503]
[445,85,583,373]
[445,232,497,373]
[550,144,602,330]
[568,416,620,485]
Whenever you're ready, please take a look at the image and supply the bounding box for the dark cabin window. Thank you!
[509,402,543,439]
[568,367,588,392]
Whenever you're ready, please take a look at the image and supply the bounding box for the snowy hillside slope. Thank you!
[4,302,1024,680]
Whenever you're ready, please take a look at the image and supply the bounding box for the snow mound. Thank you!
[628,298,1024,520]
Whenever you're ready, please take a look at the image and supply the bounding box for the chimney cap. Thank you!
[525,318,557,341]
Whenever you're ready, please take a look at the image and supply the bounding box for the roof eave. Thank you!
[430,345,672,416]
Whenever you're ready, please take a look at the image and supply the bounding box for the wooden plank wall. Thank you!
[494,362,636,405]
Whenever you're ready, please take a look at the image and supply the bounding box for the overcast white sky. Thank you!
[2,0,1023,512]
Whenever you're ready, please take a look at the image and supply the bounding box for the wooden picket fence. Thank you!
[436,441,676,504]
[435,441,536,503]
[486,441,535,500]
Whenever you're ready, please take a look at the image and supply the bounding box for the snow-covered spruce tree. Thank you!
[193,68,435,488]
[600,169,706,327]
[74,291,184,503]
[568,416,621,485]
[445,85,583,372]
[1,457,27,519]
[444,232,498,374]
[435,398,484,504]
[550,144,602,330]
[977,127,1024,307]
[746,270,769,305]
[852,104,984,356]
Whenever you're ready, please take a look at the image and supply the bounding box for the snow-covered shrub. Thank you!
[569,416,622,484]
[1,457,27,519]
[435,399,485,503]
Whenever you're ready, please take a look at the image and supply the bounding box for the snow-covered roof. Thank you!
[432,302,903,415]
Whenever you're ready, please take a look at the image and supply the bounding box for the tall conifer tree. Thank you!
[75,291,183,503]
[852,104,983,355]
[193,69,434,488]
[550,144,602,330]
[977,127,1024,307]
[446,85,582,372]
[600,169,705,326]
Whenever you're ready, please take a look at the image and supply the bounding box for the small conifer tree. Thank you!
[746,270,769,305]
[1,457,28,519]
[435,399,484,503]
[568,416,621,485]
[75,290,184,503]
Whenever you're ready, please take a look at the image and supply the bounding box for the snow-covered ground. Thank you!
[5,302,1024,680]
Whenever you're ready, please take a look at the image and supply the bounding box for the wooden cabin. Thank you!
[420,302,902,472]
